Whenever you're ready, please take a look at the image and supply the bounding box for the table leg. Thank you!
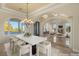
[32,45,36,55]
[26,43,36,55]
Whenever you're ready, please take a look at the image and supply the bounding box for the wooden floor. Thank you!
[52,43,73,54]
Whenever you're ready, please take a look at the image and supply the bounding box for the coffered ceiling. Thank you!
[5,3,49,13]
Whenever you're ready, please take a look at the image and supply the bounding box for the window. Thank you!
[10,21,18,32]
[4,18,25,35]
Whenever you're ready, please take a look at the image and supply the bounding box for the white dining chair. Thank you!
[10,38,32,56]
[19,44,32,56]
[37,41,51,56]
[4,42,11,56]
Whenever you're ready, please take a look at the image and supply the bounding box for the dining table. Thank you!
[14,34,47,55]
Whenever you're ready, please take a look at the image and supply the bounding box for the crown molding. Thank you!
[29,3,68,18]
[29,3,55,15]
[0,7,26,18]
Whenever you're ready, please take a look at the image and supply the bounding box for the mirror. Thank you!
[65,23,71,33]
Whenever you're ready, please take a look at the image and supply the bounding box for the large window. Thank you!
[4,18,24,35]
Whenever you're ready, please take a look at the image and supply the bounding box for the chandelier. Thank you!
[21,3,33,25]
[22,18,33,25]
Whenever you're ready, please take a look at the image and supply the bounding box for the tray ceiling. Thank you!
[5,3,49,13]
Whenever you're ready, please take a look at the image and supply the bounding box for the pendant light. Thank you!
[21,3,33,24]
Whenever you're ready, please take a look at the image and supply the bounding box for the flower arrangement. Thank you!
[24,32,31,37]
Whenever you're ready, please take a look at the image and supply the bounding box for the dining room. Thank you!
[0,3,79,56]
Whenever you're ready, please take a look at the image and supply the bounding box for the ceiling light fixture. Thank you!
[21,3,33,25]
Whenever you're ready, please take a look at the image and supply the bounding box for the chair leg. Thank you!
[36,45,39,56]
[19,49,21,56]
[30,46,32,56]
[49,47,51,56]
[47,45,51,56]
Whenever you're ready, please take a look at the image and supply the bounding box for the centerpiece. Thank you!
[24,32,31,37]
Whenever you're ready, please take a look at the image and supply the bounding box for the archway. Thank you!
[41,16,72,49]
